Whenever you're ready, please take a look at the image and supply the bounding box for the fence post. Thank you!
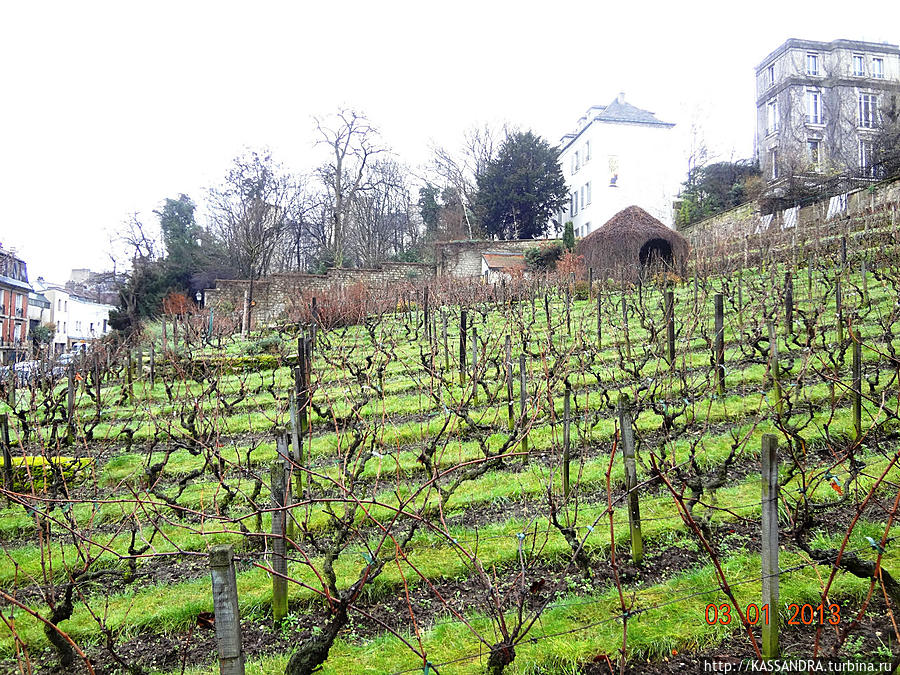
[665,289,675,368]
[853,334,862,441]
[761,434,780,659]
[714,293,725,396]
[618,395,643,565]
[270,461,288,624]
[519,352,529,465]
[1,413,11,494]
[209,545,246,675]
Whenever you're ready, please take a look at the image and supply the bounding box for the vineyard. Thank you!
[4,218,900,675]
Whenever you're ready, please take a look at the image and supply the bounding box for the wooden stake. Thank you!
[519,352,529,465]
[853,334,862,441]
[209,545,246,675]
[270,461,288,624]
[761,434,780,659]
[618,395,643,565]
[714,293,725,396]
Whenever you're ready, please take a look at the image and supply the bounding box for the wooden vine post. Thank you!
[1,413,11,494]
[459,309,467,387]
[209,545,246,675]
[768,320,783,416]
[562,381,571,500]
[618,394,643,565]
[835,279,844,345]
[519,352,529,465]
[505,336,514,432]
[852,332,862,441]
[442,310,449,372]
[270,459,288,624]
[665,288,675,369]
[471,325,478,403]
[761,434,780,659]
[66,363,75,442]
[784,272,793,338]
[714,293,725,396]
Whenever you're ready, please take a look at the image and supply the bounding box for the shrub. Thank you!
[573,280,590,300]
[525,242,564,270]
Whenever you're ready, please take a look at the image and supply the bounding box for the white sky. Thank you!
[2,0,898,283]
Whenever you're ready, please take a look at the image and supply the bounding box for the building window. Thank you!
[586,181,592,205]
[859,140,875,176]
[583,222,590,235]
[806,90,822,124]
[873,57,885,79]
[571,191,578,216]
[103,319,108,333]
[584,141,591,162]
[766,99,778,134]
[807,139,821,168]
[766,64,775,89]
[853,54,866,76]
[859,93,877,128]
[570,155,576,174]
[770,149,779,179]
[580,186,586,209]
[56,321,60,332]
[806,53,819,76]
[575,150,580,171]
[57,299,62,311]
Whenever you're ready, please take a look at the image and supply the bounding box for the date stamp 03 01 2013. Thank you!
[705,603,842,626]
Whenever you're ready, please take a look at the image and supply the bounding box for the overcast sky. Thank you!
[2,0,898,283]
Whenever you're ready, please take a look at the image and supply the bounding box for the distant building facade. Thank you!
[756,39,900,180]
[0,246,31,364]
[557,93,677,239]
[39,282,114,354]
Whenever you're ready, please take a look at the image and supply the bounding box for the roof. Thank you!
[482,252,526,271]
[0,275,32,292]
[560,95,674,152]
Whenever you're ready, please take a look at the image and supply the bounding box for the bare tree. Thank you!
[346,158,416,267]
[314,109,384,267]
[430,122,510,239]
[207,149,302,328]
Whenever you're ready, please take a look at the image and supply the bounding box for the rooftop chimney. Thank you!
[617,92,626,104]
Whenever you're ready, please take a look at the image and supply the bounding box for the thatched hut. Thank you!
[576,206,689,282]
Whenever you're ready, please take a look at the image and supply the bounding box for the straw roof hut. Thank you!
[576,206,689,282]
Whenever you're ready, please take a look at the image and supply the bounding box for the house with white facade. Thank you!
[38,281,114,354]
[557,94,678,238]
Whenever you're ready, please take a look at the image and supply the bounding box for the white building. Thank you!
[39,283,114,354]
[557,93,678,238]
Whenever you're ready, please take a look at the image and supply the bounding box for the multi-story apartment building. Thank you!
[756,39,900,180]
[0,246,31,364]
[557,93,677,238]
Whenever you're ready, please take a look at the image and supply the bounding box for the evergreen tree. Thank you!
[475,131,568,239]
[563,220,575,250]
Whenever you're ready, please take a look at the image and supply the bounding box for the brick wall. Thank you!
[205,262,435,323]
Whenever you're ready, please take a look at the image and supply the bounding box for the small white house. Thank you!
[481,252,526,282]
[557,93,678,238]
